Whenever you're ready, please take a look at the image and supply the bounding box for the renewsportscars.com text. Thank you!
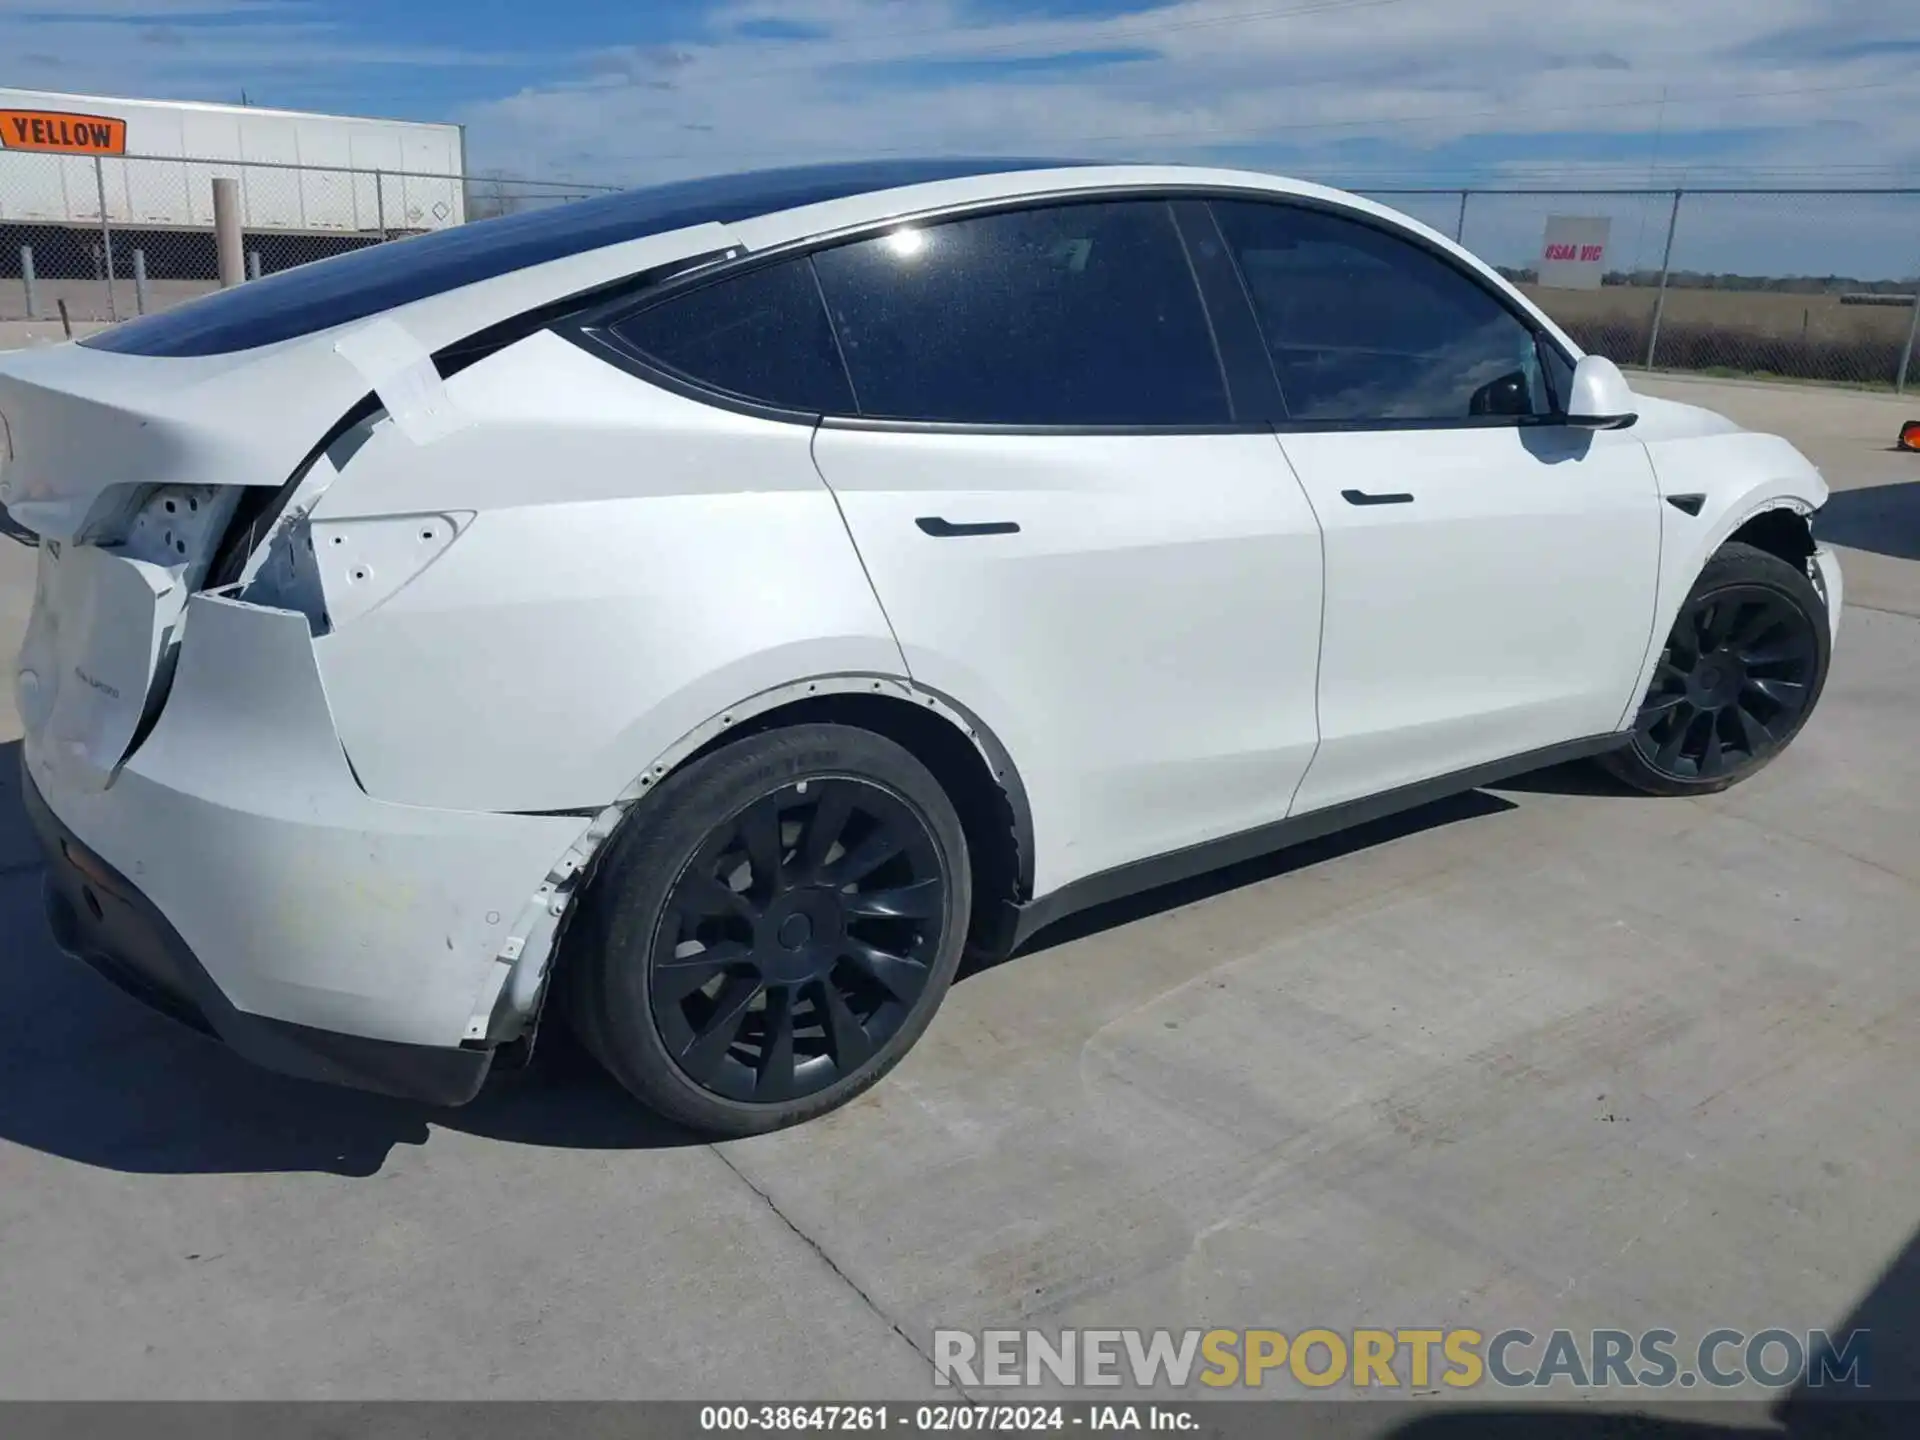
[933,1327,1872,1391]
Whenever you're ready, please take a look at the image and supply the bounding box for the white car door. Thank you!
[1207,198,1663,815]
[806,198,1325,896]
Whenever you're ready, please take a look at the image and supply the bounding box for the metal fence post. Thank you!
[248,250,262,282]
[1898,289,1920,396]
[1454,189,1469,244]
[93,155,119,323]
[212,177,245,288]
[1644,188,1683,371]
[132,249,149,315]
[375,169,387,240]
[19,246,37,320]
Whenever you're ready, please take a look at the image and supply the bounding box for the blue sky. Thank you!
[3,0,1919,270]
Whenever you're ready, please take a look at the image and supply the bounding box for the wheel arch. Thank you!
[611,674,1034,955]
[1724,497,1818,569]
[1614,483,1826,734]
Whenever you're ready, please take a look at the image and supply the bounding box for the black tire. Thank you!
[1603,541,1831,797]
[560,723,971,1137]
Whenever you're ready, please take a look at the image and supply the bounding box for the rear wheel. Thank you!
[1603,541,1830,796]
[562,723,970,1137]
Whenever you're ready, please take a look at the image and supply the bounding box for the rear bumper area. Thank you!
[25,768,492,1107]
[18,590,597,1105]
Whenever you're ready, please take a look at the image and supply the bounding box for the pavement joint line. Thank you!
[707,1144,965,1398]
[1840,601,1920,621]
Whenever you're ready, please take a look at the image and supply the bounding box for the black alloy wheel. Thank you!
[562,723,971,1137]
[1633,584,1819,780]
[1607,541,1831,796]
[651,776,947,1104]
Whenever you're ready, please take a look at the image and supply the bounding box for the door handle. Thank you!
[1340,489,1414,506]
[916,516,1021,538]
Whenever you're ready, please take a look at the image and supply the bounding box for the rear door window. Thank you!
[810,199,1230,426]
[608,258,855,414]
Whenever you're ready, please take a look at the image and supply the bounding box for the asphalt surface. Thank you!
[0,374,1916,1419]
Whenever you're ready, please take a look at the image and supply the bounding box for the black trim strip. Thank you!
[433,247,738,381]
[1279,412,1573,435]
[1570,412,1641,432]
[1342,488,1415,506]
[1666,493,1707,516]
[1008,731,1631,951]
[821,415,1274,437]
[1169,197,1287,424]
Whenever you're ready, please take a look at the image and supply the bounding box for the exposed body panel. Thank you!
[813,427,1324,893]
[306,332,906,813]
[0,221,738,538]
[21,593,586,1047]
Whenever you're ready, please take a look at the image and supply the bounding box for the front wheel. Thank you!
[1603,540,1831,797]
[561,723,971,1137]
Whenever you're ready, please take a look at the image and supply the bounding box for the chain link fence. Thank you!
[5,153,1918,392]
[1364,186,1920,391]
[0,151,614,327]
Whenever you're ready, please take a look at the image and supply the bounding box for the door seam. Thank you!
[809,423,913,681]
[1272,428,1328,819]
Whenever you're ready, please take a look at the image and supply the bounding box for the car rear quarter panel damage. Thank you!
[299,330,908,815]
[0,223,741,543]
[21,591,588,1048]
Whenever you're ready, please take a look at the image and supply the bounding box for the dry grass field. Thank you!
[1519,283,1919,387]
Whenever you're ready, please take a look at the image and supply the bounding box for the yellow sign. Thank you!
[0,109,128,156]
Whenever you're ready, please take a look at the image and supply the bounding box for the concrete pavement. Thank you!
[0,377,1915,1417]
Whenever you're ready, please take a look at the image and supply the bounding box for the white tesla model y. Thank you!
[1,160,1842,1135]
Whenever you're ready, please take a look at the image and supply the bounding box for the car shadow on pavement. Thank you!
[0,740,704,1176]
[1816,479,1920,563]
[992,786,1519,966]
[1377,1225,1920,1438]
[0,745,1748,1175]
[1486,757,1648,798]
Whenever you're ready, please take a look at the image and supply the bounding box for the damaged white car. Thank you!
[1,160,1842,1136]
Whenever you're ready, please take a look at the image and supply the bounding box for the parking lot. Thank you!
[0,372,1916,1420]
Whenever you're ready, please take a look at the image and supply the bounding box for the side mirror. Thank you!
[1565,355,1638,431]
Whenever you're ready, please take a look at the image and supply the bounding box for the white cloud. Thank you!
[0,0,517,105]
[454,0,1920,188]
[4,0,1915,200]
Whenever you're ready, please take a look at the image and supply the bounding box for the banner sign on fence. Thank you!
[0,109,128,156]
[1538,214,1611,290]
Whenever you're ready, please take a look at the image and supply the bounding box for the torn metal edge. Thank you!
[462,672,1015,1047]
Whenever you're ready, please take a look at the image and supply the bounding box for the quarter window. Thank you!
[609,258,855,414]
[810,200,1230,426]
[1210,200,1554,424]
